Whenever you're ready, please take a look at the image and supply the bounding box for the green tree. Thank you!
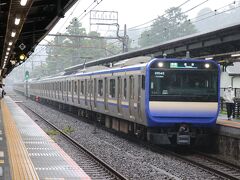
[195,2,240,32]
[31,17,122,77]
[64,18,108,66]
[139,7,196,47]
[45,33,68,75]
[31,63,48,78]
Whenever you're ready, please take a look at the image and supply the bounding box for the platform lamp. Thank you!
[20,0,28,6]
[19,54,27,61]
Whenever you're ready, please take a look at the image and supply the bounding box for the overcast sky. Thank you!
[50,0,235,34]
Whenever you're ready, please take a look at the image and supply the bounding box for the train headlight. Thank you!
[158,62,164,68]
[204,63,210,68]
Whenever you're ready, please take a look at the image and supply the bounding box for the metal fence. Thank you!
[220,88,240,99]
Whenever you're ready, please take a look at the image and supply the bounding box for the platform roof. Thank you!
[65,22,240,73]
[0,0,78,78]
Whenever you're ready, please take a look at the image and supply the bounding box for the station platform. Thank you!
[0,96,90,180]
[215,114,240,166]
[217,114,240,137]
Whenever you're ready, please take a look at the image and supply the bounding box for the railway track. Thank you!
[146,144,240,180]
[181,152,240,180]
[20,103,127,180]
[19,100,240,180]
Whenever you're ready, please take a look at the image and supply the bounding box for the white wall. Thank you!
[221,72,240,88]
[220,72,231,88]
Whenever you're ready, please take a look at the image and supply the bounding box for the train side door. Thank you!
[90,79,93,110]
[61,81,63,101]
[117,76,122,114]
[78,80,80,104]
[93,78,97,108]
[136,75,141,120]
[56,82,59,99]
[85,79,88,106]
[64,81,67,102]
[104,77,108,111]
[72,80,74,102]
[66,80,69,102]
[129,75,134,118]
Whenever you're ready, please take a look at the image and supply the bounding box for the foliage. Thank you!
[138,7,197,48]
[31,18,122,77]
[195,2,240,32]
[46,129,59,136]
[62,126,74,134]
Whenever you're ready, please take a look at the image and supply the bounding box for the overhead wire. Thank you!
[78,0,104,22]
[29,0,101,61]
[58,0,83,32]
[33,0,190,59]
[28,0,240,65]
[128,0,193,31]
[136,1,240,45]
[128,0,210,32]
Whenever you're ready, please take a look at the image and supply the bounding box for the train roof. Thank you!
[21,58,216,83]
[31,61,148,83]
[113,56,151,67]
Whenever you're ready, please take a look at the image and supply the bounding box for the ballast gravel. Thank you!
[10,92,223,180]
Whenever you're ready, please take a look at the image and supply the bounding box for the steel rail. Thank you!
[21,103,127,180]
[18,98,240,180]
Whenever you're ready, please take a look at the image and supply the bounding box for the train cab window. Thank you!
[110,79,116,98]
[81,81,84,94]
[98,80,103,96]
[149,69,218,101]
[123,78,127,99]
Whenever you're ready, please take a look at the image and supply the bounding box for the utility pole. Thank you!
[123,24,129,53]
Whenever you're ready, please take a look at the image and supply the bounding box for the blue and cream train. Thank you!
[14,57,220,145]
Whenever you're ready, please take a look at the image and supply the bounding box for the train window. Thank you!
[149,69,218,101]
[110,79,116,98]
[74,81,76,93]
[85,79,87,95]
[74,81,77,94]
[81,81,84,94]
[88,81,91,95]
[130,76,134,99]
[69,81,71,92]
[142,75,145,90]
[123,78,127,99]
[78,80,80,103]
[98,80,103,96]
[73,81,77,94]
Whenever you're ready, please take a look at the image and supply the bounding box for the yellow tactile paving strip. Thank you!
[1,100,39,180]
[217,119,240,128]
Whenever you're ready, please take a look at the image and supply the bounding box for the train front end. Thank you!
[145,58,220,145]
